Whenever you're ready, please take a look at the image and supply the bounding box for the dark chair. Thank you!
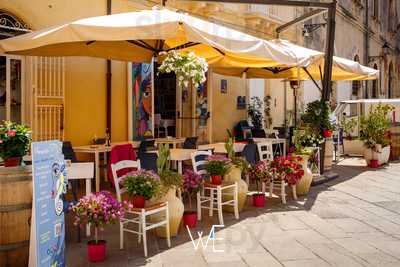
[137,152,158,173]
[242,143,258,166]
[183,137,198,149]
[139,140,157,153]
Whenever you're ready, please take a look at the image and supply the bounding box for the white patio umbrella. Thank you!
[0,9,378,81]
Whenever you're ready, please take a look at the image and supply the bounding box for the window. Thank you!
[352,55,361,97]
[371,64,378,98]
[388,63,394,98]
[373,0,379,18]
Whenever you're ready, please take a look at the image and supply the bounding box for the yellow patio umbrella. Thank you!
[0,9,321,69]
[0,9,378,81]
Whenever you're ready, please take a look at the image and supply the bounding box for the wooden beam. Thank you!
[185,0,333,8]
[276,8,326,35]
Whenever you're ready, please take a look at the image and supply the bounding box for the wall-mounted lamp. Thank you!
[302,23,327,38]
[368,42,390,62]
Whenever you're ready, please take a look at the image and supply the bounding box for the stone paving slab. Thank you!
[66,161,400,266]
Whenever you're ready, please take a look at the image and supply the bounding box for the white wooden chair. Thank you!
[111,160,171,257]
[256,142,296,204]
[191,150,239,225]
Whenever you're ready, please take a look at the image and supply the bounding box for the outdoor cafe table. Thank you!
[74,141,140,192]
[155,137,186,148]
[169,148,197,174]
[198,142,246,154]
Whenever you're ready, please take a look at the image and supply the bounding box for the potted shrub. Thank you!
[293,129,314,195]
[270,155,304,188]
[0,121,31,167]
[70,191,128,263]
[339,117,364,155]
[301,100,334,138]
[122,170,160,208]
[247,96,265,137]
[248,161,271,207]
[205,154,231,185]
[182,169,203,228]
[155,144,184,237]
[360,104,393,167]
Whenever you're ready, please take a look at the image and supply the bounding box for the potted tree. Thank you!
[359,104,393,167]
[205,154,231,185]
[0,121,31,167]
[71,191,128,263]
[155,144,184,237]
[339,117,364,156]
[122,169,160,208]
[247,96,265,137]
[182,169,203,228]
[248,161,271,207]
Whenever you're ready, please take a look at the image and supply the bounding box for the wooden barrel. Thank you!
[0,166,32,267]
[324,139,333,171]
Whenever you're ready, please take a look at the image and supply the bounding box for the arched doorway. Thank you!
[371,64,378,98]
[0,10,30,123]
[388,63,394,98]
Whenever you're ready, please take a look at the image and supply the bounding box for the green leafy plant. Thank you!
[359,104,393,149]
[122,170,160,199]
[0,121,31,159]
[157,143,171,174]
[301,100,334,133]
[294,128,323,150]
[156,143,183,191]
[205,155,231,176]
[247,96,263,129]
[339,117,357,140]
[224,133,249,174]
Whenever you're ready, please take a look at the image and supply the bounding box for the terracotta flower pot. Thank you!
[4,157,21,167]
[211,175,222,185]
[87,240,106,263]
[323,130,333,138]
[183,211,197,228]
[132,195,145,208]
[252,193,265,207]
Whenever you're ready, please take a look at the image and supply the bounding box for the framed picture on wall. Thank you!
[237,96,246,109]
[220,79,227,94]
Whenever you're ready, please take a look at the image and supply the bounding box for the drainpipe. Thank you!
[106,0,112,139]
[364,0,369,98]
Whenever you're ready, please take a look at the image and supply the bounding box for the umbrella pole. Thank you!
[106,0,112,139]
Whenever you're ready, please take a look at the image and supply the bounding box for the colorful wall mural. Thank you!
[131,62,153,139]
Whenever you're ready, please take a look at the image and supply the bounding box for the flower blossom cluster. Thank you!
[158,50,208,88]
[270,155,304,186]
[183,169,203,194]
[70,191,129,228]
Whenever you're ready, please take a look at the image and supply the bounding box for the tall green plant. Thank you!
[301,100,333,133]
[157,144,171,174]
[264,95,272,128]
[359,104,393,149]
[156,144,183,190]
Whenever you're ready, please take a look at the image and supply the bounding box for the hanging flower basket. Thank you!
[158,51,208,88]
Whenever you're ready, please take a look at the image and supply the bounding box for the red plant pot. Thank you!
[87,240,106,263]
[211,175,222,185]
[132,195,145,208]
[252,194,266,207]
[4,157,21,167]
[183,211,197,228]
[369,159,379,168]
[323,130,333,138]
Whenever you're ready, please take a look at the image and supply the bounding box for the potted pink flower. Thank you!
[182,169,203,228]
[70,191,129,263]
[205,154,231,185]
[248,161,272,207]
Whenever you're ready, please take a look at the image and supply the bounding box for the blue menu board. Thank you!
[30,141,67,267]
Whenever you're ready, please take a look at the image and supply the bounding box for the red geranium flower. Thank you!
[6,130,16,137]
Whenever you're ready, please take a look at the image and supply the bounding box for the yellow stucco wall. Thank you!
[2,0,250,145]
[211,73,247,142]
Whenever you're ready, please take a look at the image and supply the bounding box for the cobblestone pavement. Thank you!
[66,159,400,266]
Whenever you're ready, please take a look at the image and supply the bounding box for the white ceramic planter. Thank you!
[343,139,365,156]
[364,145,390,165]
